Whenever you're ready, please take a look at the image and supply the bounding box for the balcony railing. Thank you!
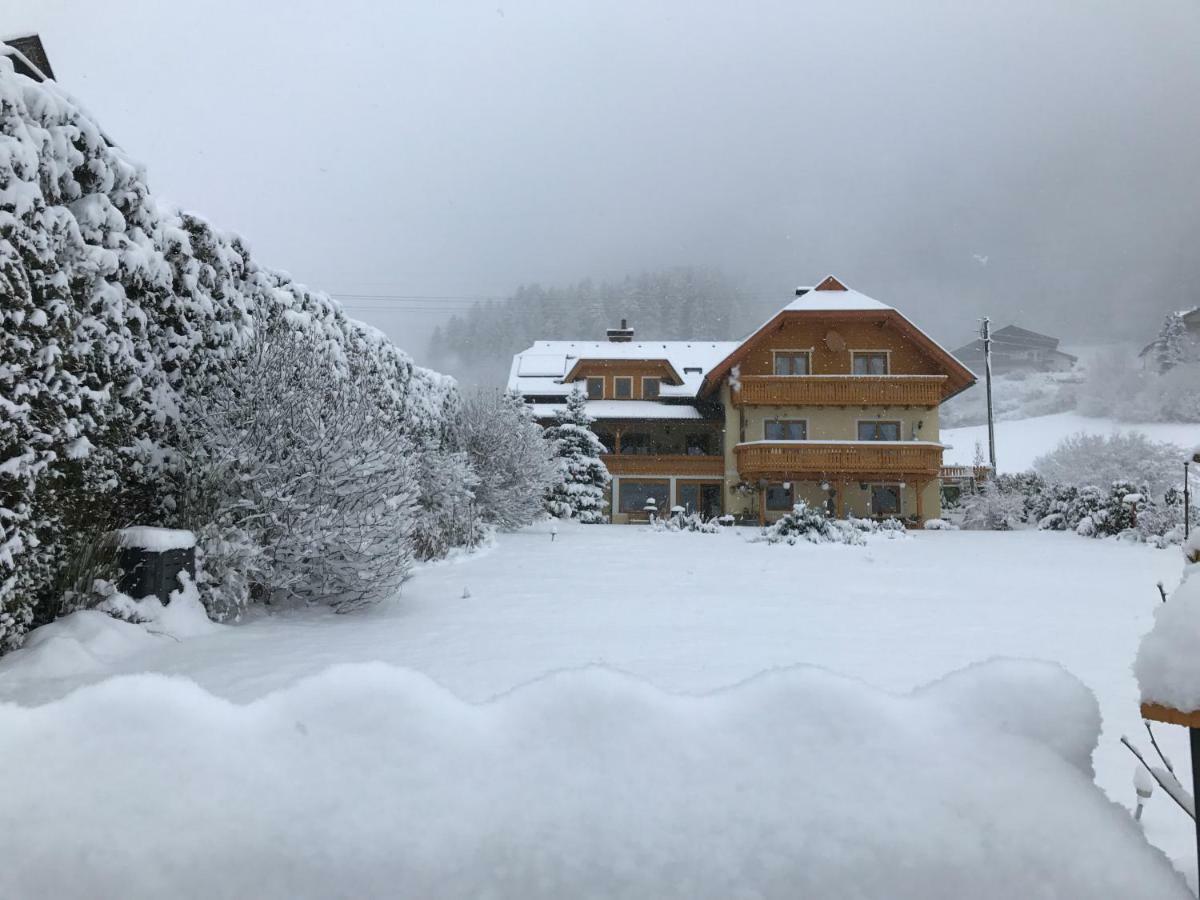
[601,453,724,477]
[735,441,944,478]
[940,465,991,482]
[731,375,946,407]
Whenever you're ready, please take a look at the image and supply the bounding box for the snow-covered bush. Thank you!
[459,390,559,531]
[651,509,719,534]
[923,518,956,530]
[1034,432,1186,497]
[0,61,482,644]
[757,503,906,545]
[959,480,1025,531]
[543,388,610,523]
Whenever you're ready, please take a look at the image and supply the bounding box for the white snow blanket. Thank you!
[0,659,1186,899]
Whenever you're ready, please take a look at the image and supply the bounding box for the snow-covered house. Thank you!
[1138,306,1200,372]
[509,276,976,525]
[951,325,1077,375]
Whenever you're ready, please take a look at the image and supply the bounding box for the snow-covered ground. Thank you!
[0,522,1195,894]
[943,411,1200,472]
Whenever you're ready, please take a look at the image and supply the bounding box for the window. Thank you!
[764,419,807,441]
[857,420,901,441]
[614,377,633,399]
[773,351,810,376]
[871,484,901,516]
[642,377,660,399]
[586,377,604,399]
[594,431,615,453]
[618,480,670,513]
[765,483,794,511]
[685,433,713,456]
[852,351,889,375]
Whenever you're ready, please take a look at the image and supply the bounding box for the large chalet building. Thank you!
[509,276,976,526]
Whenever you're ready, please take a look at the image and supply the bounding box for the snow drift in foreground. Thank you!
[0,661,1186,899]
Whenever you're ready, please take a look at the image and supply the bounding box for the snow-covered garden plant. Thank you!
[543,387,610,523]
[1034,432,1186,498]
[459,390,559,531]
[651,509,719,534]
[756,502,905,545]
[959,480,1026,530]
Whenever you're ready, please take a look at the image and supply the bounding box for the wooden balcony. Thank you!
[731,375,946,407]
[601,453,724,477]
[735,441,944,478]
[940,465,991,482]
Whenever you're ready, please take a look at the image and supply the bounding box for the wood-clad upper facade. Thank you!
[508,276,975,525]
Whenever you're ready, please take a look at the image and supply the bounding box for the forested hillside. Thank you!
[427,267,749,386]
[0,61,556,649]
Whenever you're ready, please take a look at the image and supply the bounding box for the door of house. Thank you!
[699,483,722,519]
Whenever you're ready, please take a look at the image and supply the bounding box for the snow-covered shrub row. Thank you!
[956,469,1194,545]
[0,660,1188,899]
[543,388,610,523]
[1033,431,1188,497]
[0,62,556,645]
[756,501,906,545]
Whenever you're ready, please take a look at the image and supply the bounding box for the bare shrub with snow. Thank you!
[1034,432,1186,497]
[958,480,1026,531]
[459,390,559,531]
[651,509,719,533]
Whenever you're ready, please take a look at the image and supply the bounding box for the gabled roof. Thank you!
[991,325,1059,349]
[561,356,684,386]
[701,276,975,401]
[2,35,54,81]
[508,339,739,399]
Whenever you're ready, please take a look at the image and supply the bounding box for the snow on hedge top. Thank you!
[508,340,739,398]
[115,527,196,551]
[1136,553,1200,710]
[0,660,1186,899]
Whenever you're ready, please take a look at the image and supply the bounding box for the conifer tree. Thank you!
[543,388,611,523]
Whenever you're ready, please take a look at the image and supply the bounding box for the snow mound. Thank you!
[0,661,1185,899]
[116,526,196,551]
[1135,556,1200,711]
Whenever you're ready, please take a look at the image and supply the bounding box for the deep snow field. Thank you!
[0,521,1196,896]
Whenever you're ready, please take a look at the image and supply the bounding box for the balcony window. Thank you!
[642,377,660,399]
[618,480,670,514]
[586,377,604,399]
[614,376,633,399]
[870,484,901,516]
[773,351,810,376]
[764,419,807,441]
[620,432,651,455]
[857,420,901,441]
[852,351,889,375]
[594,431,615,453]
[685,433,713,455]
[765,483,794,511]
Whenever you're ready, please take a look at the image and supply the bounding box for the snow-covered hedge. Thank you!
[0,61,554,646]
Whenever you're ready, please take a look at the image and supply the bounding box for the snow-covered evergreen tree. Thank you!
[1154,312,1195,372]
[543,388,610,523]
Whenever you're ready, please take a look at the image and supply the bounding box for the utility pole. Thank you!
[981,317,996,472]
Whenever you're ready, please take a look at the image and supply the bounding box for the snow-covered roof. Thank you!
[529,400,708,421]
[782,287,893,313]
[508,340,739,398]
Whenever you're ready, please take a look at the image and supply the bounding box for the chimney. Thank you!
[607,318,634,342]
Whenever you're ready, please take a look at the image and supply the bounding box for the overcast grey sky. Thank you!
[12,0,1200,358]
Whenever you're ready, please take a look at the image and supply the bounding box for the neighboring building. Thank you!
[951,325,1077,375]
[2,34,55,82]
[509,276,976,526]
[1138,307,1200,372]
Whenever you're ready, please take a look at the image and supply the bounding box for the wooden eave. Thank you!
[560,357,685,386]
[700,308,976,403]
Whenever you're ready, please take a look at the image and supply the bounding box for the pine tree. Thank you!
[1154,312,1194,372]
[543,388,611,523]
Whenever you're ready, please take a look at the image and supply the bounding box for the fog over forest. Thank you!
[16,0,1200,382]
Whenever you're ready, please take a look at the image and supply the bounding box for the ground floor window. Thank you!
[677,481,723,518]
[618,480,670,514]
[766,482,794,511]
[870,484,901,516]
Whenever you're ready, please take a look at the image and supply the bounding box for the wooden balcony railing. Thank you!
[601,453,724,477]
[735,441,944,478]
[940,465,991,482]
[731,375,946,407]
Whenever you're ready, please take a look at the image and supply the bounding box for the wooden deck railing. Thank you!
[731,375,946,407]
[939,465,991,481]
[601,454,725,477]
[735,442,943,477]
